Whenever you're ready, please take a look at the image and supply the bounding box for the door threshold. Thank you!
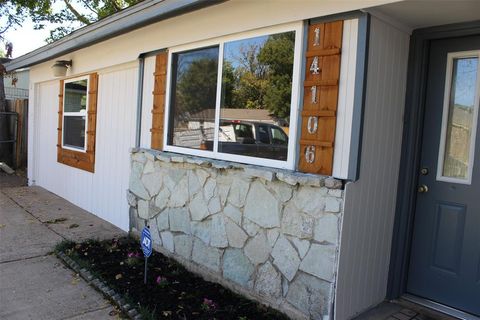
[402,294,480,320]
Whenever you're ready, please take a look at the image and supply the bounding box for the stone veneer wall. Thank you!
[127,149,344,320]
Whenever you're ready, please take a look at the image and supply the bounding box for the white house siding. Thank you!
[31,65,138,230]
[26,0,402,84]
[335,16,410,319]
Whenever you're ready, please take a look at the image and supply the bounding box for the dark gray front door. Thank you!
[407,36,480,316]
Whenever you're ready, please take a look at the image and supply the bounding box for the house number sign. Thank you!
[305,146,316,164]
[299,20,343,174]
[310,85,317,104]
[307,116,318,134]
[310,56,320,74]
[313,27,320,46]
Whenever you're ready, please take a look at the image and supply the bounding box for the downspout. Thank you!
[135,54,145,148]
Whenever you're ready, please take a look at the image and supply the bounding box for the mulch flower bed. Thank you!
[57,237,290,320]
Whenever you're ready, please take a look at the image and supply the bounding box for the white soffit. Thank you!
[370,0,480,30]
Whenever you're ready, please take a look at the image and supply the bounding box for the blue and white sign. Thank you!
[141,227,152,258]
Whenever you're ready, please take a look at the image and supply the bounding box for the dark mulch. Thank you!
[58,237,290,320]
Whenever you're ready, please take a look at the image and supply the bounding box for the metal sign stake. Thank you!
[144,257,148,285]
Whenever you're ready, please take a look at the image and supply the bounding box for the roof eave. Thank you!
[5,0,227,72]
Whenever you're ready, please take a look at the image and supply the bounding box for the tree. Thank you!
[0,1,145,43]
[223,32,295,120]
[0,1,145,164]
[258,32,295,120]
[176,58,218,118]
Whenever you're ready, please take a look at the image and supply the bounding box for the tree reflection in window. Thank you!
[169,46,219,150]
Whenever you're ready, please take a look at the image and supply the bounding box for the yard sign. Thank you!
[141,227,152,257]
[141,226,152,284]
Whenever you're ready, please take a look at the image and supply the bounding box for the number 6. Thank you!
[305,146,316,164]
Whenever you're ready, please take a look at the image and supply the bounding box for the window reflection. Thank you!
[64,116,86,149]
[169,46,219,150]
[64,80,87,113]
[442,57,479,180]
[63,79,88,150]
[218,31,295,160]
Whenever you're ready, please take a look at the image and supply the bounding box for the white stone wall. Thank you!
[128,149,344,320]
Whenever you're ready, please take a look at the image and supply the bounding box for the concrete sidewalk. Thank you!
[0,186,126,320]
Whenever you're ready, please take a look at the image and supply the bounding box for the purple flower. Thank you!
[127,252,141,258]
[201,298,217,311]
[156,275,169,287]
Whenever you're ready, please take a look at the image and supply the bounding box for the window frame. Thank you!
[436,50,480,185]
[163,22,304,170]
[62,75,90,152]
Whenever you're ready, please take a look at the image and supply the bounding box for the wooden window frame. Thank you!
[57,73,98,173]
[151,53,167,150]
[161,22,304,170]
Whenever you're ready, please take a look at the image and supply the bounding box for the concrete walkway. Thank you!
[0,186,126,320]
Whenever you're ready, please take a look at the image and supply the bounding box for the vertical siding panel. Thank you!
[116,72,125,221]
[364,23,390,305]
[33,65,138,231]
[335,17,410,320]
[109,72,120,221]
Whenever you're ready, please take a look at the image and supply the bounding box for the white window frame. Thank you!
[436,50,480,185]
[163,22,304,170]
[62,75,89,152]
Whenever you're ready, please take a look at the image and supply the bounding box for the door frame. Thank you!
[387,20,480,301]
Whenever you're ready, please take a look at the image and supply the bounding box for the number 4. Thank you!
[310,56,320,75]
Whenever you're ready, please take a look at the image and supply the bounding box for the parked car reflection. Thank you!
[201,120,289,160]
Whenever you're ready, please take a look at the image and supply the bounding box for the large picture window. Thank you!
[165,23,302,169]
[63,77,89,151]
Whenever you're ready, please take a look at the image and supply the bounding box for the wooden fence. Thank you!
[2,99,28,169]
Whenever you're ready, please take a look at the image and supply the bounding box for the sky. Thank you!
[453,57,478,108]
[3,19,53,58]
[2,1,85,58]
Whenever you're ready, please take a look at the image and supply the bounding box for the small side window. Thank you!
[57,73,98,173]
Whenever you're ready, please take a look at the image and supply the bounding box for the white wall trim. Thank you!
[333,18,359,179]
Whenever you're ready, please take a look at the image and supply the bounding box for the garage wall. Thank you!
[31,64,138,230]
[334,16,410,319]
